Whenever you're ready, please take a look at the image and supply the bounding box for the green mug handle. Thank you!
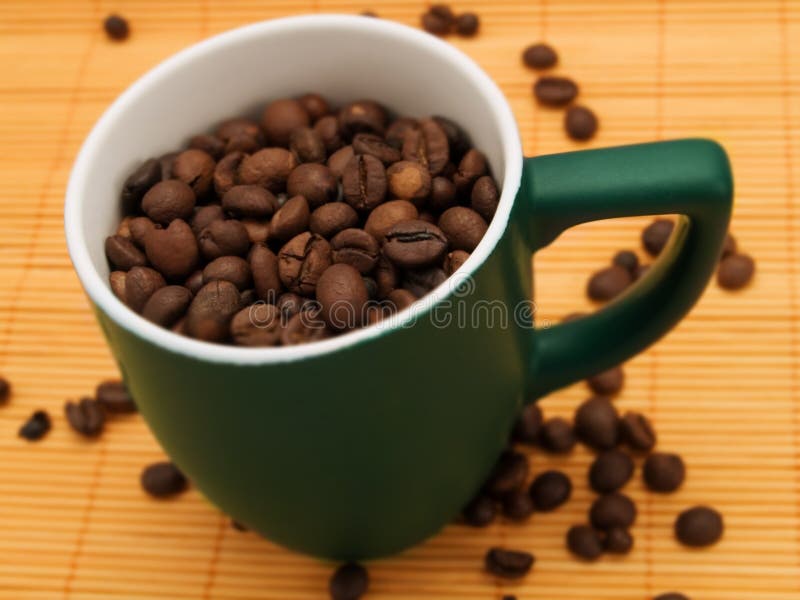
[523,138,733,398]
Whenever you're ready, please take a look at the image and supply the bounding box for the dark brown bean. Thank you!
[289,127,326,164]
[565,105,599,141]
[277,232,332,296]
[590,493,636,530]
[222,185,279,219]
[141,180,196,225]
[654,594,690,600]
[484,547,534,579]
[533,76,579,107]
[103,14,129,40]
[675,506,723,547]
[502,489,535,522]
[605,527,634,554]
[566,525,603,560]
[443,249,470,275]
[316,264,369,330]
[385,117,419,149]
[216,118,263,144]
[529,470,572,511]
[342,154,387,211]
[329,562,369,600]
[261,98,310,147]
[643,452,685,493]
[432,115,471,161]
[297,93,329,122]
[172,149,216,197]
[353,132,401,164]
[19,410,51,441]
[721,232,737,258]
[387,288,417,311]
[250,243,282,302]
[642,218,674,256]
[589,449,634,493]
[185,280,242,343]
[105,235,147,270]
[575,396,619,450]
[717,253,755,290]
[428,176,457,212]
[241,219,270,244]
[287,163,338,208]
[587,365,624,395]
[587,265,633,302]
[613,249,639,273]
[402,266,446,297]
[374,255,398,298]
[455,13,479,36]
[141,461,187,498]
[203,256,252,291]
[65,397,105,437]
[331,229,380,274]
[620,411,657,452]
[281,311,331,345]
[421,10,451,36]
[327,145,355,179]
[484,450,528,497]
[511,403,542,444]
[230,303,282,346]
[125,266,166,313]
[338,100,387,138]
[96,380,136,413]
[198,219,250,260]
[522,43,558,69]
[213,151,244,196]
[268,195,310,242]
[121,158,161,212]
[189,134,225,159]
[386,160,432,203]
[538,417,576,453]
[145,219,200,280]
[142,285,193,327]
[470,175,499,221]
[364,200,418,242]
[109,271,127,301]
[0,376,10,405]
[383,219,448,268]
[190,205,225,236]
[438,206,488,252]
[238,148,296,193]
[314,115,344,153]
[461,494,496,527]
[401,118,449,176]
[309,202,359,238]
[453,148,487,195]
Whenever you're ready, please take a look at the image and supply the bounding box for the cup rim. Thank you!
[65,14,523,365]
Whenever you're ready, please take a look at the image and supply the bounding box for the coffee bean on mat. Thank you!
[461,494,496,527]
[533,76,579,107]
[717,253,755,290]
[511,403,543,444]
[565,105,598,141]
[589,493,637,530]
[566,525,603,561]
[522,43,558,69]
[19,410,51,441]
[619,411,657,452]
[612,249,639,274]
[455,13,480,37]
[642,218,674,256]
[643,452,685,493]
[64,397,105,438]
[103,14,129,40]
[675,506,723,547]
[587,265,632,301]
[529,470,572,511]
[485,547,535,579]
[575,396,619,450]
[654,594,690,600]
[96,380,137,413]
[485,450,529,497]
[502,489,535,522]
[330,562,369,600]
[604,527,634,554]
[538,417,577,453]
[586,365,624,396]
[421,10,451,36]
[140,461,188,498]
[589,449,634,493]
[0,376,10,405]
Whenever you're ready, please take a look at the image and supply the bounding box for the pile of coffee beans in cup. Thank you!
[105,94,501,346]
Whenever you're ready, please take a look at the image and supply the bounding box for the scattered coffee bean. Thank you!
[604,527,634,554]
[502,489,535,522]
[522,43,558,69]
[329,562,369,600]
[485,547,534,579]
[613,249,639,274]
[717,253,755,290]
[575,396,619,450]
[0,376,10,405]
[589,450,634,493]
[619,411,656,452]
[462,494,496,527]
[65,397,105,438]
[511,403,543,445]
[586,365,624,395]
[96,380,137,413]
[565,105,598,141]
[566,525,603,561]
[654,594,690,600]
[587,265,632,301]
[455,13,479,37]
[590,493,636,530]
[539,417,576,453]
[533,76,579,107]
[675,506,723,547]
[643,452,685,493]
[485,450,529,497]
[19,410,51,441]
[140,461,188,498]
[642,218,674,256]
[103,14,129,40]
[529,470,572,511]
[421,10,451,36]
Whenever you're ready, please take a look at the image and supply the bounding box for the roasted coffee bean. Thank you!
[539,417,576,453]
[338,100,387,138]
[297,92,329,122]
[261,98,310,147]
[145,219,199,280]
[141,461,187,498]
[533,76,579,107]
[158,151,178,180]
[432,115,470,161]
[387,288,417,310]
[484,547,534,579]
[575,396,619,450]
[511,403,543,444]
[278,232,332,296]
[329,562,368,600]
[222,185,279,219]
[0,376,10,405]
[402,118,449,176]
[717,253,755,290]
[121,158,161,211]
[316,264,369,330]
[327,145,355,179]
[455,12,479,36]
[241,219,270,244]
[287,163,338,208]
[502,489,535,521]
[203,256,252,291]
[116,216,134,239]
[642,218,674,256]
[471,175,499,221]
[566,525,603,561]
[184,270,205,295]
[309,202,359,238]
[438,206,487,252]
[403,266,446,297]
[125,266,165,313]
[281,311,331,345]
[654,594,690,600]
[142,180,196,225]
[109,271,127,301]
[587,365,624,395]
[364,200,418,241]
[675,506,723,547]
[103,14,129,40]
[384,219,448,268]
[590,493,636,530]
[276,292,308,318]
[142,285,193,326]
[127,217,159,248]
[386,160,431,202]
[443,250,469,275]
[522,43,558,69]
[216,118,263,144]
[213,151,244,196]
[587,265,632,301]
[374,255,399,298]
[96,380,136,413]
[342,154,387,211]
[225,134,262,155]
[428,176,457,212]
[453,149,487,195]
[565,105,598,141]
[589,449,634,493]
[189,134,225,159]
[230,303,282,346]
[105,235,146,270]
[238,148,296,193]
[643,452,685,493]
[185,280,242,343]
[385,117,419,149]
[65,397,105,438]
[19,410,51,441]
[485,450,528,497]
[605,527,634,554]
[172,149,216,197]
[461,494,496,527]
[331,229,380,274]
[421,10,451,36]
[529,470,572,511]
[314,115,344,153]
[289,127,326,164]
[353,133,402,165]
[619,411,656,452]
[269,195,310,241]
[613,249,639,274]
[190,205,225,235]
[198,219,250,260]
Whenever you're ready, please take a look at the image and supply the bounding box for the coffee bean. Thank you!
[421,11,451,36]
[575,396,619,450]
[310,202,359,238]
[19,410,51,441]
[387,288,417,310]
[533,76,579,107]
[125,267,166,313]
[590,493,636,530]
[158,151,178,180]
[529,470,572,511]
[314,115,344,153]
[241,219,269,244]
[96,380,136,413]
[287,163,338,208]
[327,145,355,179]
[172,149,216,197]
[717,253,755,290]
[289,127,326,164]
[587,265,632,301]
[364,200,418,241]
[213,151,244,196]
[329,562,368,600]
[238,148,297,193]
[461,494,496,527]
[484,547,534,579]
[189,134,225,160]
[0,376,10,405]
[281,311,331,345]
[142,180,196,225]
[443,249,469,275]
[402,118,449,176]
[453,149,487,195]
[642,218,674,256]
[269,195,311,241]
[613,249,639,273]
[587,365,624,395]
[222,185,279,219]
[109,271,127,301]
[278,232,332,296]
[297,92,329,122]
[455,13,479,36]
[276,292,308,318]
[141,461,187,498]
[203,256,252,291]
[190,205,224,236]
[619,411,656,452]
[374,255,399,298]
[231,303,282,346]
[183,270,204,296]
[438,206,488,252]
[403,266,447,296]
[428,176,457,212]
[105,235,147,270]
[338,100,387,138]
[604,527,634,554]
[675,506,723,547]
[470,175,499,221]
[121,158,160,211]
[353,132,402,165]
[225,134,263,155]
[384,219,448,268]
[511,403,543,444]
[485,450,528,497]
[654,594,690,600]
[316,264,369,330]
[331,229,379,274]
[65,397,105,438]
[502,489,535,521]
[198,219,250,260]
[103,14,129,40]
[432,115,470,161]
[145,219,199,280]
[643,452,685,493]
[142,285,193,327]
[522,43,558,69]
[185,280,242,343]
[261,98,309,147]
[566,525,603,561]
[386,160,432,203]
[565,106,598,141]
[538,417,576,453]
[216,118,263,144]
[342,154,387,211]
[385,117,419,149]
[589,449,634,493]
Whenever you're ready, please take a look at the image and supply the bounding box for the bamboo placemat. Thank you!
[1,0,798,598]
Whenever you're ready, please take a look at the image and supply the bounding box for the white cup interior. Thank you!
[65,15,523,365]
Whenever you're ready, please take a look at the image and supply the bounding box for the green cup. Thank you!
[65,16,733,560]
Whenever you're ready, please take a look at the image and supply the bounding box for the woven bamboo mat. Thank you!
[0,0,799,598]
